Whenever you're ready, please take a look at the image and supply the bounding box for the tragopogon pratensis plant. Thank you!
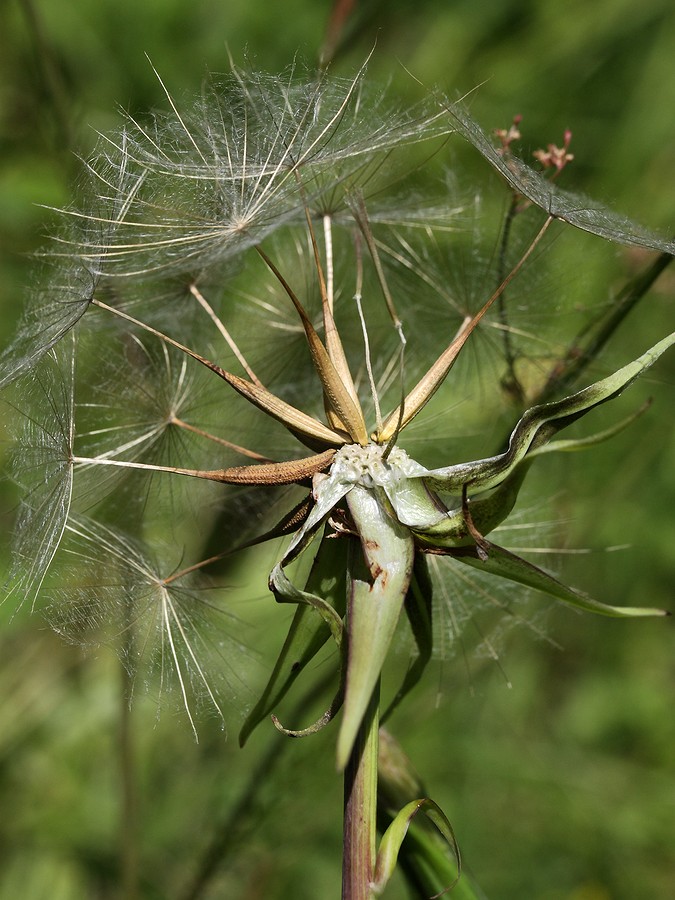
[2,61,673,898]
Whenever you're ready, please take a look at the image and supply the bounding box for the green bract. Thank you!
[244,333,673,770]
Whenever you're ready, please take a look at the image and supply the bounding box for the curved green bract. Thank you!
[525,401,651,458]
[413,462,532,548]
[243,333,673,770]
[417,332,675,495]
[239,531,348,747]
[270,688,343,738]
[451,541,668,618]
[269,564,345,642]
[373,797,461,897]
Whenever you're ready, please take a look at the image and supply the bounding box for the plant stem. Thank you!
[540,249,673,401]
[342,682,379,900]
[119,633,139,900]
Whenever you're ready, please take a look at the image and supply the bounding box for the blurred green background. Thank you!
[0,1,673,898]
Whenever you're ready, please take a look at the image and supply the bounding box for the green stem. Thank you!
[119,600,139,900]
[342,682,380,900]
[17,0,77,159]
[496,194,524,403]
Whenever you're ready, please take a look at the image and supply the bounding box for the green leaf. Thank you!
[377,730,486,899]
[268,564,345,642]
[373,798,460,897]
[382,555,434,723]
[413,463,531,549]
[526,401,651,458]
[452,541,668,618]
[387,814,486,899]
[239,531,348,746]
[418,332,675,495]
[336,486,414,771]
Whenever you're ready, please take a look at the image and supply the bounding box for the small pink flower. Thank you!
[533,129,574,173]
[494,114,523,154]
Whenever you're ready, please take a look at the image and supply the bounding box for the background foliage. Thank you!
[0,1,673,898]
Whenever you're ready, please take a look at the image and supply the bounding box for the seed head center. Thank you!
[331,443,417,488]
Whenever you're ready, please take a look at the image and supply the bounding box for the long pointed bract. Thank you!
[337,485,414,771]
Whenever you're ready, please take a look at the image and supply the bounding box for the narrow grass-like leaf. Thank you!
[525,401,651,458]
[239,530,348,746]
[419,332,675,493]
[373,798,460,896]
[452,541,668,617]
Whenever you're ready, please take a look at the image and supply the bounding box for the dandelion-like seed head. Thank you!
[2,62,673,760]
[58,61,452,284]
